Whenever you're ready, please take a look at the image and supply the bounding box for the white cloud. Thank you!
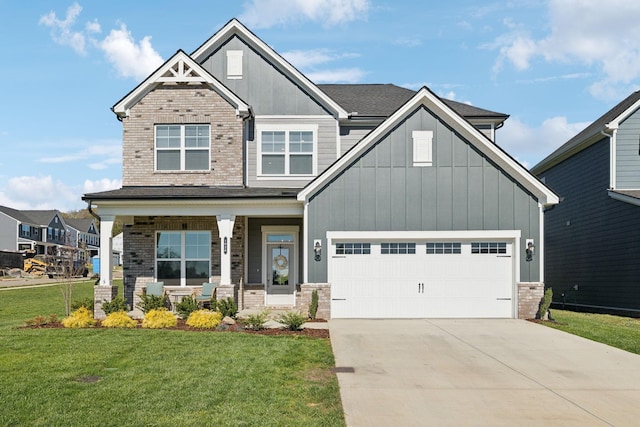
[239,0,370,28]
[307,68,366,83]
[498,116,590,168]
[39,2,87,55]
[489,0,640,101]
[0,176,80,211]
[40,5,163,81]
[99,24,164,80]
[39,141,121,167]
[393,37,422,48]
[83,178,121,194]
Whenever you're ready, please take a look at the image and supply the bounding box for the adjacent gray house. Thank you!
[0,206,69,255]
[532,91,640,315]
[84,19,558,319]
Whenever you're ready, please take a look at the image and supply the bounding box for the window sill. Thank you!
[154,170,211,173]
[256,175,316,180]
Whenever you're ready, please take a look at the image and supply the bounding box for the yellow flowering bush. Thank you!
[186,310,223,329]
[142,308,177,329]
[102,311,137,328]
[62,307,97,328]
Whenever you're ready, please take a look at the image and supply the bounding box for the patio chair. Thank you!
[145,281,164,297]
[196,282,217,308]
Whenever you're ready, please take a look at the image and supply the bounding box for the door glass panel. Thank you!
[271,246,289,286]
[267,234,294,243]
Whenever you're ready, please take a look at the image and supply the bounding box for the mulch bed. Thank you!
[21,319,330,338]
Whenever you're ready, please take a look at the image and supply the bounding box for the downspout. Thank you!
[601,128,617,189]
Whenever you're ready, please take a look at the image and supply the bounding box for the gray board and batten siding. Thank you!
[305,106,541,283]
[616,106,640,189]
[538,138,640,313]
[199,35,331,116]
[247,116,338,188]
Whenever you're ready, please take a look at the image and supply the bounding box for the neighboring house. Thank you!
[0,206,66,255]
[112,232,123,266]
[84,19,558,319]
[532,91,640,315]
[0,206,97,262]
[64,217,100,260]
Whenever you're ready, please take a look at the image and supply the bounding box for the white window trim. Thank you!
[412,130,433,167]
[256,123,318,177]
[155,230,211,287]
[226,50,243,79]
[154,124,211,172]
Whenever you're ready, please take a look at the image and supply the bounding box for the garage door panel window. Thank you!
[381,243,416,254]
[471,242,507,254]
[336,243,371,255]
[426,242,462,254]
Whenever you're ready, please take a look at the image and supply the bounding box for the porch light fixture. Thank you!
[525,239,535,262]
[314,240,322,262]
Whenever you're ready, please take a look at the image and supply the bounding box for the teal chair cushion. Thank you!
[146,282,164,297]
[196,282,217,301]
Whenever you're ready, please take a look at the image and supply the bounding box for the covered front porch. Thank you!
[86,187,315,318]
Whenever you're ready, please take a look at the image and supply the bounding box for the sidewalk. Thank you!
[0,276,95,290]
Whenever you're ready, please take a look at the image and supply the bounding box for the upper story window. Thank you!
[257,125,317,177]
[155,124,210,171]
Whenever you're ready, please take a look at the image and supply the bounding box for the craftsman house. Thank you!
[532,91,640,315]
[84,19,558,319]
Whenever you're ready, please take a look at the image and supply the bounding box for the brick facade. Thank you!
[296,283,331,320]
[123,215,245,317]
[122,84,244,186]
[518,282,544,319]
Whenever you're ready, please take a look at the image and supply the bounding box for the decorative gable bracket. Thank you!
[112,50,250,119]
[157,59,208,83]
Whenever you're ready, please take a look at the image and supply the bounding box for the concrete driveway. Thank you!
[329,319,640,426]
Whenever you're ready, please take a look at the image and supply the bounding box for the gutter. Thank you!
[600,126,617,189]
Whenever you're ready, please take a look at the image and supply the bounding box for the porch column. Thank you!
[216,215,236,285]
[98,216,114,286]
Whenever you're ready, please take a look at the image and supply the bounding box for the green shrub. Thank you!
[277,311,306,331]
[71,297,94,312]
[215,297,238,319]
[102,296,129,315]
[136,293,169,313]
[186,310,223,329]
[538,287,553,320]
[102,311,137,328]
[175,295,198,319]
[142,308,177,329]
[309,289,319,320]
[62,306,97,328]
[243,310,270,331]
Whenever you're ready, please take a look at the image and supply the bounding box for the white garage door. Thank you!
[330,239,515,318]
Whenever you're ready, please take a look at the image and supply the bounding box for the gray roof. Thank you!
[532,90,640,174]
[64,218,95,232]
[611,189,640,200]
[318,84,509,120]
[83,186,302,201]
[0,206,60,226]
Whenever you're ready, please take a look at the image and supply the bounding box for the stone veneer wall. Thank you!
[94,285,118,320]
[121,84,244,186]
[518,282,544,319]
[296,283,331,320]
[124,215,245,316]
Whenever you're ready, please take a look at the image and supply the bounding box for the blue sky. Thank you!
[1,0,639,211]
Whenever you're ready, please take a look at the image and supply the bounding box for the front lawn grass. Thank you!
[0,281,344,426]
[541,309,640,355]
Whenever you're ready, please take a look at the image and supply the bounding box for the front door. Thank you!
[265,243,295,306]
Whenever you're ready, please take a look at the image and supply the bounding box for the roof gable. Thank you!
[298,87,558,206]
[112,50,250,118]
[532,90,640,174]
[191,19,348,119]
